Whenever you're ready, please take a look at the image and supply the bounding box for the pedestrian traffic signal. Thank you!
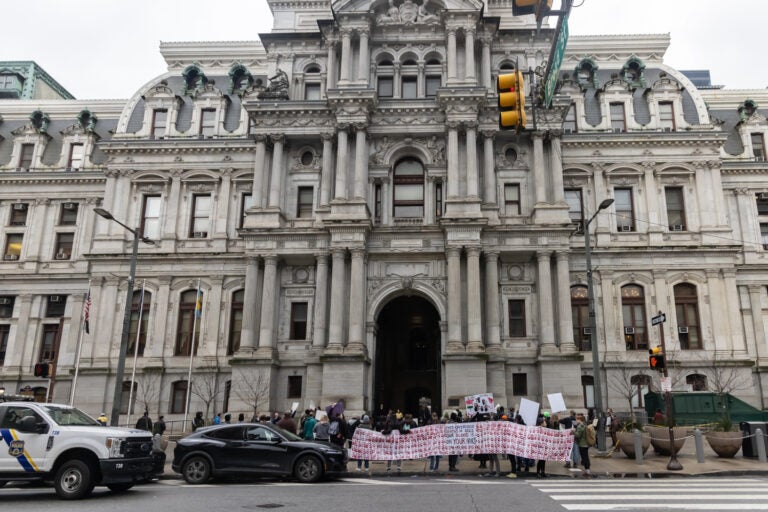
[34,363,51,378]
[498,71,526,131]
[648,346,665,370]
[512,0,553,17]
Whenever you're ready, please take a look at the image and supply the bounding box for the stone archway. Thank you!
[373,295,441,420]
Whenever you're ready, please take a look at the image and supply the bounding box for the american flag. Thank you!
[83,289,91,334]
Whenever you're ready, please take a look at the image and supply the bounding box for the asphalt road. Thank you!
[3,476,768,511]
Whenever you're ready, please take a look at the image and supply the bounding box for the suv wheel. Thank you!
[182,456,211,485]
[54,459,94,500]
[294,455,323,483]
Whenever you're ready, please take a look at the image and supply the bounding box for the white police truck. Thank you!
[0,401,156,499]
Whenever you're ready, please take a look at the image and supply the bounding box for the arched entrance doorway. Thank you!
[374,295,441,418]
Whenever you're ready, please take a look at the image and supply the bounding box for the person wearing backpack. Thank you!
[329,414,348,448]
[573,413,594,478]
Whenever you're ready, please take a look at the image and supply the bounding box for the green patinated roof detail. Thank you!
[0,61,75,100]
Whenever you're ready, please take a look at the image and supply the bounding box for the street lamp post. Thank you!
[584,197,614,453]
[94,208,154,427]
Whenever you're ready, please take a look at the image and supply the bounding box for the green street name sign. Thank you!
[544,13,569,108]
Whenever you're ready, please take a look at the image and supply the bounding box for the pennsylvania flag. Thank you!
[194,281,202,318]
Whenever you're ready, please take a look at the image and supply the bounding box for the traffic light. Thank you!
[34,363,50,378]
[498,71,526,131]
[648,346,665,371]
[512,0,553,18]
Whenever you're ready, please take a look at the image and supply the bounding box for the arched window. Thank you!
[571,286,590,351]
[622,284,648,350]
[228,289,244,355]
[581,375,594,408]
[674,283,701,350]
[120,381,137,415]
[170,380,188,414]
[377,58,394,98]
[425,58,442,98]
[575,59,597,87]
[128,290,151,358]
[631,374,651,408]
[393,158,424,219]
[175,290,201,356]
[686,373,707,391]
[304,64,322,100]
[401,59,418,99]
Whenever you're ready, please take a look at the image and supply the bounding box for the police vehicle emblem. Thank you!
[8,439,25,457]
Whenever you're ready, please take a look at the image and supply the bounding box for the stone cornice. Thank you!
[159,41,268,71]
[100,140,257,155]
[0,173,105,185]
[0,100,124,118]
[564,34,670,67]
[561,132,727,149]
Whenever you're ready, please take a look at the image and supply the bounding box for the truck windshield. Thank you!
[42,406,101,426]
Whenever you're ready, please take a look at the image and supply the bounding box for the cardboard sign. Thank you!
[518,398,540,427]
[547,393,567,414]
[464,393,495,416]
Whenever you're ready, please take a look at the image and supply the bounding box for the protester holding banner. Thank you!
[427,411,443,472]
[447,411,460,472]
[384,411,403,473]
[355,415,373,472]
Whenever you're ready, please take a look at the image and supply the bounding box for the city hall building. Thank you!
[1,0,768,422]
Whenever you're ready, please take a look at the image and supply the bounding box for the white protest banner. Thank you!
[518,397,539,427]
[291,401,300,413]
[308,400,316,411]
[315,409,327,421]
[464,393,494,416]
[547,393,567,414]
[349,421,572,461]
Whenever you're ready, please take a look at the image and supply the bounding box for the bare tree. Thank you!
[609,365,653,426]
[233,367,270,419]
[702,353,752,397]
[135,371,161,416]
[191,362,221,420]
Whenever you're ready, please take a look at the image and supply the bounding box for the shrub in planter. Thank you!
[646,424,687,456]
[705,416,742,458]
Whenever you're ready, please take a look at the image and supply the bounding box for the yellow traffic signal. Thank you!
[497,71,526,131]
[512,0,553,17]
[648,346,665,370]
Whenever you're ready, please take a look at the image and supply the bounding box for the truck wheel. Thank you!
[181,456,211,485]
[54,459,94,500]
[294,455,323,483]
[0,481,7,488]
[106,483,134,492]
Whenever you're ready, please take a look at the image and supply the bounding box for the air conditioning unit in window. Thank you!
[582,327,593,335]
[15,167,27,172]
[0,298,10,305]
[12,203,27,211]
[671,225,684,231]
[662,127,673,132]
[624,327,636,335]
[612,128,623,133]
[54,252,69,260]
[618,225,632,232]
[3,254,19,261]
[49,295,62,303]
[564,128,574,134]
[678,326,689,334]
[63,202,76,210]
[759,193,768,200]
[192,231,208,238]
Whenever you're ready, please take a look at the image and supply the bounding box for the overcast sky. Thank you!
[6,0,767,99]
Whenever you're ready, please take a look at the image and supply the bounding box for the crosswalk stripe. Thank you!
[532,478,763,486]
[538,487,768,492]
[563,505,768,511]
[551,494,768,501]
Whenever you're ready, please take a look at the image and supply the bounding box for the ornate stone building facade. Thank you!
[1,1,767,421]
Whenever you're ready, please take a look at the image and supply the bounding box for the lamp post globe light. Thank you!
[94,208,154,427]
[584,197,614,453]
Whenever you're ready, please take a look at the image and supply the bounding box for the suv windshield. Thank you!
[43,405,101,426]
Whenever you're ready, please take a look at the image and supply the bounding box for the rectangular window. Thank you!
[297,187,314,218]
[0,296,14,318]
[504,184,521,215]
[401,76,417,99]
[9,203,28,226]
[46,295,67,317]
[665,187,686,231]
[54,233,74,260]
[19,144,34,170]
[425,75,441,97]
[0,324,8,366]
[374,184,382,222]
[40,324,59,362]
[200,109,216,136]
[659,102,675,131]
[170,382,188,414]
[290,302,308,340]
[512,373,528,396]
[508,299,526,337]
[564,189,583,232]
[68,143,85,170]
[141,195,161,240]
[378,77,393,98]
[240,193,255,229]
[758,194,768,215]
[610,103,626,132]
[287,376,303,399]
[4,233,23,260]
[563,103,577,133]
[305,83,321,100]
[435,182,443,219]
[190,194,211,237]
[614,188,635,231]
[752,133,765,161]
[59,202,78,225]
[761,223,768,250]
[151,109,168,137]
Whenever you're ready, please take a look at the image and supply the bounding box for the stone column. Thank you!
[465,121,478,198]
[644,164,661,232]
[353,123,368,200]
[549,132,565,203]
[381,177,391,225]
[480,37,491,90]
[464,28,476,82]
[347,249,367,352]
[214,169,231,236]
[111,171,130,232]
[239,256,262,352]
[447,122,460,198]
[163,170,182,239]
[98,170,118,236]
[339,30,352,83]
[326,40,337,89]
[327,249,346,352]
[709,162,728,226]
[267,134,284,208]
[705,269,729,352]
[537,251,555,350]
[482,130,496,205]
[533,132,547,204]
[466,246,483,351]
[357,31,369,83]
[446,248,463,351]
[256,255,278,357]
[319,133,334,207]
[723,269,747,353]
[393,63,401,99]
[26,199,49,259]
[147,276,170,359]
[3,294,31,368]
[418,63,425,97]
[749,285,766,358]
[312,252,329,348]
[252,136,267,208]
[334,124,349,200]
[555,251,576,351]
[484,251,501,349]
[446,28,457,82]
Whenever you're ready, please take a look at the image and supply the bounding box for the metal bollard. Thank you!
[634,429,643,465]
[693,429,705,463]
[757,428,767,463]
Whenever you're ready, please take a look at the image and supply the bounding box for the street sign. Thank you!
[543,12,569,107]
[651,313,666,326]
[660,376,672,393]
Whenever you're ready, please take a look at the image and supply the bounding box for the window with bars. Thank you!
[665,187,686,231]
[659,102,675,130]
[290,302,308,340]
[610,103,626,132]
[512,373,527,396]
[288,376,303,399]
[674,283,701,350]
[508,300,526,337]
[504,184,521,215]
[686,374,707,391]
[190,194,211,237]
[622,284,647,350]
[228,290,244,355]
[614,188,635,231]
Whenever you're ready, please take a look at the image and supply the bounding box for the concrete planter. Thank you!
[646,425,688,456]
[617,430,651,458]
[705,431,742,458]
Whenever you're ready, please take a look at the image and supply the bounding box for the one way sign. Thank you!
[651,313,666,326]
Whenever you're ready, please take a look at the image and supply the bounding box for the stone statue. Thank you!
[398,0,418,23]
[377,0,401,24]
[417,0,439,23]
[258,68,289,100]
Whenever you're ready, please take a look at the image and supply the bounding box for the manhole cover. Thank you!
[256,505,283,509]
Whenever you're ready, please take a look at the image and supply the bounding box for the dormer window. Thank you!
[200,109,216,136]
[752,133,765,161]
[182,65,207,96]
[610,103,626,132]
[621,58,646,88]
[659,102,675,131]
[575,59,597,88]
[19,144,34,170]
[68,143,84,170]
[151,109,168,137]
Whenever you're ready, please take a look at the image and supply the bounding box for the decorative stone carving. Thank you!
[376,0,439,25]
[257,69,289,100]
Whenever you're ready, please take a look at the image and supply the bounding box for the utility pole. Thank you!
[654,310,682,470]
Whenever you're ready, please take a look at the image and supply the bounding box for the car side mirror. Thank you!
[35,422,50,434]
[17,416,38,433]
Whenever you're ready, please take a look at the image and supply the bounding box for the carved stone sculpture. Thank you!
[258,69,289,100]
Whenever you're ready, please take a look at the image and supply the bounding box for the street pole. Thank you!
[657,310,683,470]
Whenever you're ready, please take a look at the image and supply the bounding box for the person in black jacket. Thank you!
[135,411,152,432]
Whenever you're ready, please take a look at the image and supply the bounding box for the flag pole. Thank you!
[126,280,145,427]
[183,279,201,432]
[70,281,91,406]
